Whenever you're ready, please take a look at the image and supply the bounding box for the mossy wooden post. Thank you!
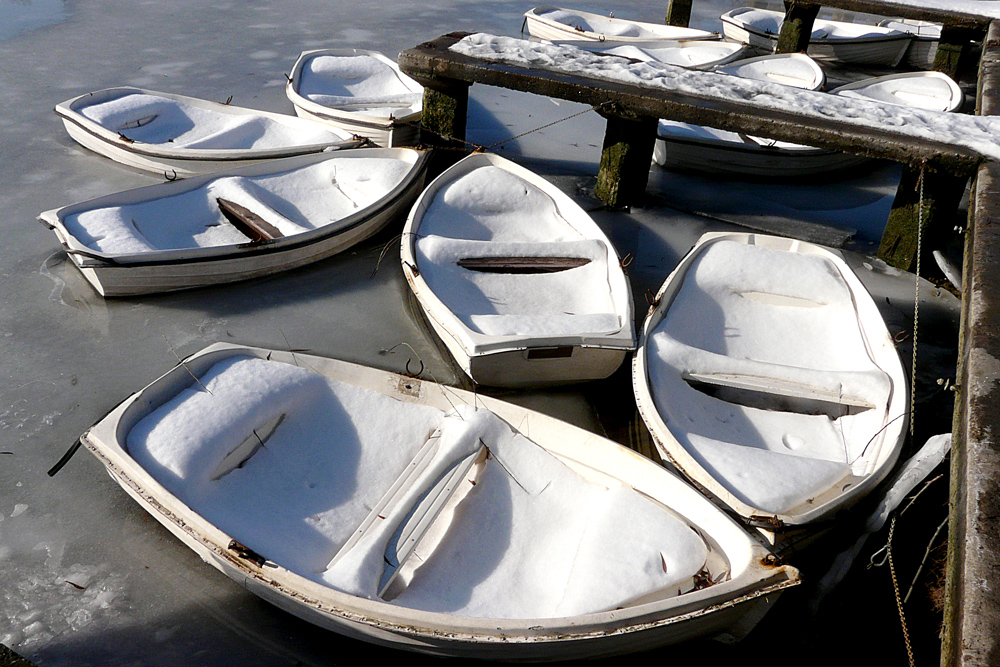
[664,0,692,28]
[942,19,1000,667]
[595,107,657,209]
[419,79,470,144]
[877,24,984,272]
[774,1,820,54]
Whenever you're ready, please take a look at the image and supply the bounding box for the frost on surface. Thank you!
[62,156,412,253]
[76,91,342,149]
[127,355,711,619]
[298,53,422,117]
[646,240,896,514]
[414,164,622,338]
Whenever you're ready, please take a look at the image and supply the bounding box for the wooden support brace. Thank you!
[775,1,820,54]
[664,0,692,28]
[595,109,657,209]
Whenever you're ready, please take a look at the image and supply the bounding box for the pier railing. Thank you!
[398,4,1000,664]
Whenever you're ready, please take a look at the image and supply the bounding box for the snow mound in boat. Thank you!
[127,355,708,619]
[62,156,414,254]
[647,240,893,514]
[298,54,421,116]
[78,91,341,149]
[414,165,622,337]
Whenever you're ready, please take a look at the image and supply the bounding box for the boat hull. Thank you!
[401,152,636,388]
[286,49,423,148]
[80,342,799,660]
[634,232,907,530]
[524,6,719,43]
[56,86,362,177]
[40,149,429,296]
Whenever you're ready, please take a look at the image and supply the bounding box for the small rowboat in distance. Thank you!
[634,233,907,535]
[56,87,364,177]
[39,148,429,296]
[720,7,912,67]
[554,38,749,69]
[524,6,719,43]
[77,341,799,659]
[879,18,941,69]
[401,152,635,388]
[286,49,423,147]
[830,70,964,113]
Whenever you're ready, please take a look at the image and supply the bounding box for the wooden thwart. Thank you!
[217,198,284,243]
[456,256,592,273]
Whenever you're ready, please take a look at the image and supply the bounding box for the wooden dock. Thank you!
[398,3,1000,665]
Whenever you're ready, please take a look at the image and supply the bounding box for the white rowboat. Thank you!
[721,7,912,67]
[553,38,749,69]
[39,148,428,296]
[879,18,941,69]
[286,49,423,147]
[401,152,635,387]
[56,87,363,177]
[79,342,800,660]
[634,233,907,531]
[830,70,963,113]
[524,6,719,43]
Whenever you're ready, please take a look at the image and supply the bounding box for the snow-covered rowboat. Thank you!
[56,87,364,177]
[830,70,963,113]
[653,53,867,176]
[39,148,428,296]
[524,6,719,43]
[879,18,941,69]
[79,341,800,660]
[286,49,423,147]
[634,233,907,533]
[721,7,912,66]
[554,38,748,68]
[401,152,635,387]
[712,53,825,90]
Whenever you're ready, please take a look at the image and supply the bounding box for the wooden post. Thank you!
[594,108,657,209]
[775,1,820,54]
[942,19,1000,667]
[877,23,981,272]
[876,166,966,272]
[664,0,692,28]
[934,25,983,82]
[419,79,471,144]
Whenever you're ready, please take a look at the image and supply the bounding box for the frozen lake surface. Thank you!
[0,0,962,665]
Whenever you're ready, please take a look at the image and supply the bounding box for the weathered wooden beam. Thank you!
[943,19,1000,667]
[793,0,997,30]
[664,0,692,28]
[775,2,820,55]
[595,107,657,209]
[398,33,984,176]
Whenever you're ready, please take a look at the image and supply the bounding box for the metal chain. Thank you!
[910,161,926,439]
[887,515,917,666]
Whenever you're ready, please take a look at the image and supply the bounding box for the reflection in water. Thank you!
[0,0,67,42]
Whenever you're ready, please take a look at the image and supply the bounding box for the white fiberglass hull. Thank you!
[286,49,423,147]
[720,7,911,67]
[79,342,799,660]
[39,149,429,296]
[56,86,363,177]
[524,6,719,44]
[401,152,635,388]
[634,233,907,531]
